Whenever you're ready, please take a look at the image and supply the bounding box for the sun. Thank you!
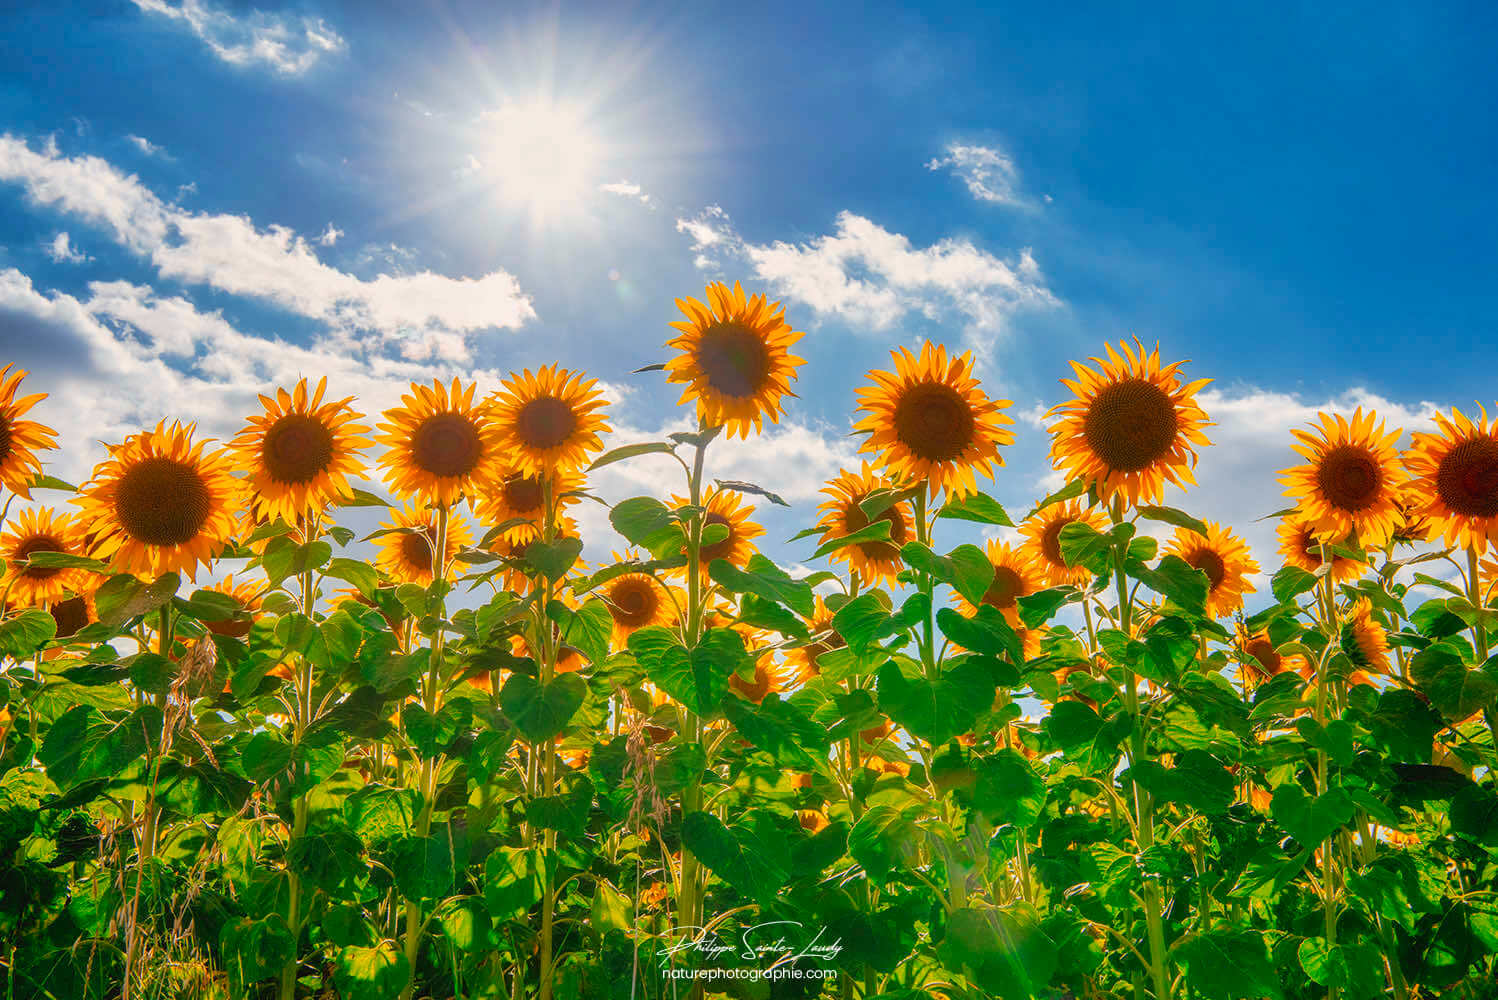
[479,99,600,217]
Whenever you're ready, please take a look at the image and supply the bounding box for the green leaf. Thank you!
[811,519,891,561]
[340,487,394,508]
[219,915,294,997]
[900,542,993,606]
[590,879,634,935]
[390,834,455,901]
[1298,938,1384,998]
[937,491,1014,527]
[499,672,587,742]
[484,846,545,920]
[1135,505,1208,537]
[973,749,1046,828]
[1135,554,1208,615]
[94,572,180,625]
[22,550,109,572]
[629,626,744,717]
[0,609,57,658]
[877,657,994,746]
[27,473,78,492]
[1172,930,1284,999]
[714,478,788,507]
[333,942,411,1000]
[548,598,613,668]
[610,497,674,545]
[709,553,815,617]
[1411,642,1498,722]
[936,606,1023,666]
[522,536,583,582]
[1271,784,1354,847]
[588,441,675,471]
[402,700,470,757]
[682,810,789,903]
[723,693,826,769]
[937,904,1058,999]
[1133,750,1235,815]
[1027,477,1087,517]
[326,557,380,597]
[848,804,922,880]
[1272,566,1319,603]
[1018,587,1071,629]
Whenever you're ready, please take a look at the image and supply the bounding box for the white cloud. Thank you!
[0,135,536,357]
[126,134,170,160]
[317,223,343,246]
[130,0,346,76]
[43,232,91,265]
[599,179,653,208]
[925,142,1027,208]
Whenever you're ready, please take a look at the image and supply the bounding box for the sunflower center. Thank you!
[1040,517,1073,567]
[15,534,65,579]
[412,413,483,478]
[1243,635,1282,675]
[699,512,735,563]
[842,496,908,559]
[608,578,659,627]
[981,565,1025,610]
[400,529,436,572]
[114,457,213,547]
[261,413,335,485]
[1187,548,1227,590]
[515,396,577,452]
[1082,379,1179,473]
[51,595,90,638]
[1316,445,1383,512]
[502,474,544,514]
[893,382,975,463]
[696,322,773,399]
[0,416,12,462]
[1436,436,1498,518]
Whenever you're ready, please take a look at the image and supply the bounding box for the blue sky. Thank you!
[2,0,1495,588]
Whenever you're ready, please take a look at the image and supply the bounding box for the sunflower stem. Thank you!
[538,474,559,1000]
[1316,556,1339,1000]
[677,429,711,993]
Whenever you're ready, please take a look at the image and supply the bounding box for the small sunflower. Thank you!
[50,585,100,640]
[729,658,791,704]
[814,463,912,588]
[376,379,504,507]
[1046,339,1212,507]
[787,596,846,686]
[489,515,583,593]
[0,365,57,499]
[73,421,242,581]
[853,343,1015,498]
[473,467,584,546]
[1165,521,1259,618]
[599,552,676,647]
[664,280,806,438]
[487,365,611,475]
[1280,408,1405,549]
[1403,405,1498,553]
[1276,517,1370,584]
[1341,597,1391,675]
[373,503,475,586]
[954,540,1044,628]
[0,507,88,607]
[1236,625,1311,684]
[230,377,370,523]
[1019,498,1108,587]
[671,487,764,574]
[200,574,265,638]
[510,633,588,674]
[1391,481,1435,546]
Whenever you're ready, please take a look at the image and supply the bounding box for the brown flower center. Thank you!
[893,382,975,462]
[699,512,736,563]
[51,595,91,638]
[0,415,12,463]
[412,412,483,478]
[1187,548,1227,590]
[841,496,908,561]
[1435,436,1498,518]
[1040,516,1073,567]
[400,529,437,574]
[1242,634,1282,676]
[114,457,212,547]
[1316,444,1383,512]
[515,397,577,452]
[1082,378,1178,473]
[15,534,65,579]
[261,413,335,485]
[981,565,1025,610]
[607,577,659,627]
[696,322,772,399]
[502,474,544,514]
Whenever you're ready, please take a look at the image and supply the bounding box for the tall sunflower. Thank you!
[50,585,99,641]
[599,552,677,647]
[1046,339,1212,507]
[0,365,58,499]
[1341,597,1391,675]
[814,463,912,589]
[0,507,88,608]
[473,466,583,545]
[200,574,265,638]
[1019,498,1108,587]
[73,421,242,580]
[1236,625,1311,684]
[489,516,583,594]
[230,377,370,523]
[787,596,846,686]
[954,540,1043,628]
[1280,408,1405,549]
[729,657,791,704]
[376,379,503,507]
[1165,521,1259,618]
[664,281,806,438]
[373,503,475,586]
[488,365,610,475]
[671,487,764,574]
[853,343,1014,498]
[1403,405,1498,552]
[1276,517,1370,583]
[1391,481,1435,546]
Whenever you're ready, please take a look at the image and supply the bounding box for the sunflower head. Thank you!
[489,515,584,594]
[1403,405,1498,553]
[50,585,100,641]
[73,421,243,581]
[854,343,1015,498]
[200,574,264,638]
[376,379,503,507]
[1280,408,1406,549]
[664,281,807,438]
[1046,340,1212,508]
[473,466,584,546]
[1019,498,1108,587]
[0,365,58,500]
[729,657,790,704]
[788,596,846,686]
[954,540,1043,627]
[373,503,475,586]
[671,487,765,574]
[1276,517,1370,584]
[1236,624,1310,684]
[814,463,912,589]
[1391,481,1435,545]
[488,365,610,475]
[231,377,370,523]
[0,507,89,608]
[600,551,676,647]
[1341,597,1391,676]
[1165,521,1259,618]
[510,633,588,674]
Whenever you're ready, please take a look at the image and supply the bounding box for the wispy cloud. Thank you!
[43,232,91,265]
[925,142,1029,208]
[126,134,171,160]
[130,0,346,76]
[317,223,343,247]
[599,179,653,208]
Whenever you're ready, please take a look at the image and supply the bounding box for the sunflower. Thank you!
[1236,625,1311,684]
[671,487,764,574]
[1341,597,1391,675]
[489,515,583,593]
[853,343,1014,498]
[473,467,584,545]
[73,421,242,581]
[50,584,100,641]
[1019,498,1108,587]
[510,633,588,674]
[787,596,846,686]
[373,503,475,586]
[487,365,610,475]
[230,377,370,523]
[0,507,88,608]
[1391,481,1435,546]
[1165,521,1259,618]
[376,379,504,507]
[664,281,806,438]
[1403,405,1498,553]
[1047,340,1212,507]
[599,552,676,647]
[1276,517,1370,584]
[1281,408,1405,549]
[200,574,265,638]
[0,365,57,499]
[729,658,791,704]
[814,463,911,588]
[954,540,1044,628]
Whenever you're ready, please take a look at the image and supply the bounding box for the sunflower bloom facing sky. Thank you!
[1165,520,1259,618]
[376,378,504,508]
[598,552,677,647]
[473,467,584,545]
[671,487,764,574]
[954,540,1043,628]
[231,376,370,524]
[1403,404,1498,553]
[1020,498,1108,588]
[1280,408,1405,549]
[1047,339,1212,507]
[488,365,610,475]
[853,342,1014,498]
[73,421,242,581]
[814,463,912,589]
[374,502,475,587]
[0,365,57,499]
[0,507,89,608]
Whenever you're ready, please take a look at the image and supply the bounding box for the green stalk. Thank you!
[539,475,559,1000]
[677,434,710,948]
[280,515,317,1000]
[1315,555,1339,1000]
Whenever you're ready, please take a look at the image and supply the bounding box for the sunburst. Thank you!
[1403,404,1498,553]
[0,507,89,607]
[599,551,676,646]
[373,503,475,586]
[670,487,764,575]
[472,466,584,546]
[1341,597,1391,675]
[954,540,1043,628]
[1019,498,1108,587]
[787,596,846,686]
[1276,517,1370,583]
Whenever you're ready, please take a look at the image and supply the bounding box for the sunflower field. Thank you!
[3,282,1498,1000]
